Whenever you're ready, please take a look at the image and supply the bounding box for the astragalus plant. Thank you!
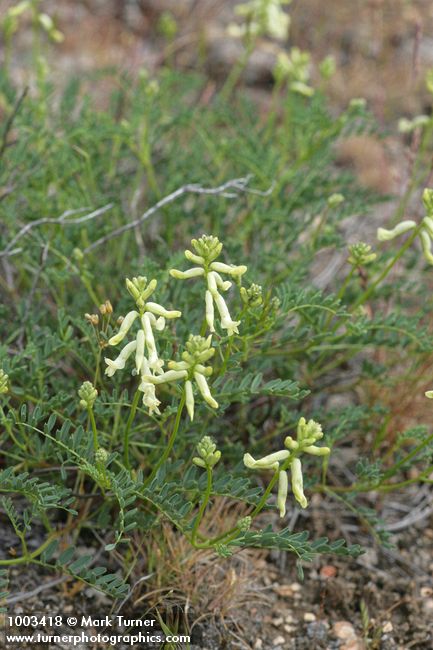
[3,62,433,608]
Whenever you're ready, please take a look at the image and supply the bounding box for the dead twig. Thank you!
[0,204,114,258]
[82,175,275,254]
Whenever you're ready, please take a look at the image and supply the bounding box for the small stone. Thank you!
[320,564,338,578]
[420,587,433,597]
[382,621,393,633]
[303,612,316,622]
[274,582,301,597]
[306,621,329,641]
[422,598,433,613]
[333,621,357,640]
[273,635,285,646]
[272,617,284,627]
[254,640,263,650]
[284,624,296,633]
[341,641,365,650]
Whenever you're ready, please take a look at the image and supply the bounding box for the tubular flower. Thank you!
[169,235,247,337]
[142,334,219,421]
[243,416,330,514]
[377,191,433,266]
[277,470,289,517]
[104,276,181,415]
[290,458,307,508]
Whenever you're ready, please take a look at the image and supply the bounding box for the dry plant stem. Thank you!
[144,391,186,487]
[82,176,274,254]
[0,204,114,258]
[123,388,141,470]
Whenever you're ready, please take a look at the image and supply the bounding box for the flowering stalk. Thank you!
[105,276,181,414]
[142,335,219,421]
[78,381,99,452]
[144,390,186,487]
[170,235,247,337]
[190,436,221,544]
[243,416,329,516]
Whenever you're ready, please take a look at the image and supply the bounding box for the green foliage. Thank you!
[1,46,432,604]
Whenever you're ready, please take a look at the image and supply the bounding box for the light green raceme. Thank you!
[170,235,247,337]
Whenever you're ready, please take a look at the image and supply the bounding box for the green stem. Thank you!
[194,464,284,549]
[0,534,55,566]
[88,408,98,453]
[0,406,26,452]
[145,391,186,485]
[123,388,141,470]
[190,466,213,545]
[220,37,256,101]
[381,430,433,482]
[352,227,420,310]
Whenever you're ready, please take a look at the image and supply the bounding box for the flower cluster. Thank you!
[377,189,433,264]
[244,417,329,516]
[78,381,98,409]
[170,235,247,337]
[240,283,263,308]
[228,0,291,40]
[142,335,218,421]
[274,47,313,97]
[347,243,377,267]
[192,436,221,469]
[104,276,181,414]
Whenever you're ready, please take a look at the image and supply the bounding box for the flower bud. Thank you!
[377,220,416,241]
[419,230,433,264]
[303,445,330,456]
[243,450,290,470]
[108,310,138,346]
[0,369,9,394]
[210,262,247,277]
[145,302,181,319]
[78,381,98,409]
[348,242,377,266]
[185,380,195,421]
[95,447,109,465]
[277,470,288,518]
[194,372,218,409]
[327,193,344,209]
[237,516,252,532]
[290,458,308,509]
[423,188,433,218]
[85,313,99,326]
[169,267,205,279]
